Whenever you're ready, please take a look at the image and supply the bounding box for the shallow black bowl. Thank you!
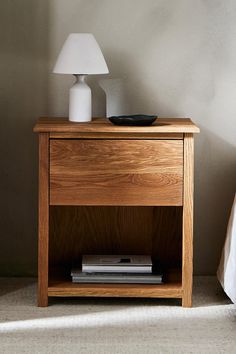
[108,114,158,126]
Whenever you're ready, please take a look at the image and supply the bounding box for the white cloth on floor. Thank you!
[217,194,236,303]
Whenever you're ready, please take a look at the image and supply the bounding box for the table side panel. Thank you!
[182,133,194,307]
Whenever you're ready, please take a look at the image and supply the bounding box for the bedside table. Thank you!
[34,117,199,307]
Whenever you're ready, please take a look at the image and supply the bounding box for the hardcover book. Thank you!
[81,255,152,273]
[71,270,163,284]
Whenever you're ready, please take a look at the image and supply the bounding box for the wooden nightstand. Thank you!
[34,117,199,307]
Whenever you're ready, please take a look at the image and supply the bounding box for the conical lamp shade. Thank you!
[53,33,109,75]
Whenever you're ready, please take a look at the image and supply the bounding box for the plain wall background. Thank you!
[0,0,235,276]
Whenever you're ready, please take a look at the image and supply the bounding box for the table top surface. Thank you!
[33,117,200,134]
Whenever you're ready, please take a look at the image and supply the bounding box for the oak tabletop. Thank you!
[33,117,200,134]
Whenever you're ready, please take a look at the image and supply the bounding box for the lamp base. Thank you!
[69,75,91,122]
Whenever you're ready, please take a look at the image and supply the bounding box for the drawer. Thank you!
[50,139,183,206]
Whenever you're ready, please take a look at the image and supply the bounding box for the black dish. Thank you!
[108,114,158,126]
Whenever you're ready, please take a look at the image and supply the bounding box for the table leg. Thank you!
[182,133,194,308]
[38,133,49,307]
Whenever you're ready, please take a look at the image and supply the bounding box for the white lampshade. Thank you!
[53,33,109,74]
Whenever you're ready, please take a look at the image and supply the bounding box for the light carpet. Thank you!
[0,277,235,354]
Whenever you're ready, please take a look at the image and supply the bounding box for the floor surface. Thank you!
[0,277,235,354]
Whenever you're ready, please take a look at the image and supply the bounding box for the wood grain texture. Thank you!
[182,133,194,308]
[50,140,183,206]
[50,132,183,140]
[34,118,199,305]
[38,133,49,307]
[33,117,200,134]
[48,279,183,298]
[49,206,182,269]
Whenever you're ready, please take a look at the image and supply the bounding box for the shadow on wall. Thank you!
[0,1,49,275]
[99,76,236,277]
[96,50,165,117]
[194,128,236,275]
[99,78,132,117]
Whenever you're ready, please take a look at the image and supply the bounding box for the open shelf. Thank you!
[48,206,183,300]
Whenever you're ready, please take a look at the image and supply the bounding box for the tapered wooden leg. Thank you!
[182,133,194,308]
[38,133,49,307]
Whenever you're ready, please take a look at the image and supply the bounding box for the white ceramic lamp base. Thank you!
[69,75,91,122]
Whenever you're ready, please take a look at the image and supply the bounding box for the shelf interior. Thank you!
[48,206,183,299]
[49,206,182,267]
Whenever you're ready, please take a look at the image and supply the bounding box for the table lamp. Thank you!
[53,33,109,122]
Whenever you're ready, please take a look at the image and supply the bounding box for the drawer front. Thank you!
[50,139,183,206]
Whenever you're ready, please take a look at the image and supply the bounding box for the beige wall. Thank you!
[0,0,235,275]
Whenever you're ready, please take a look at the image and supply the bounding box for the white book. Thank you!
[82,255,152,273]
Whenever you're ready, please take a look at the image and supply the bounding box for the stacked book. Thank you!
[71,255,163,284]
